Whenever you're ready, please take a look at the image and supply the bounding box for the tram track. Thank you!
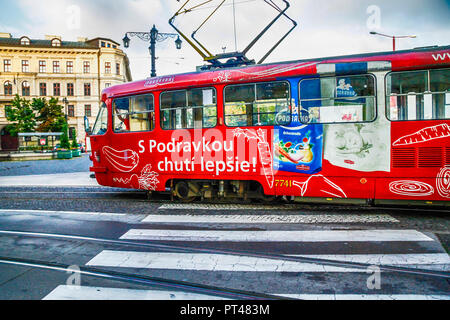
[0,256,284,300]
[1,184,449,212]
[1,186,450,214]
[0,229,449,280]
[1,197,450,217]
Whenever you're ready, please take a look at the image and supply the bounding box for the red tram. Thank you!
[87,46,450,205]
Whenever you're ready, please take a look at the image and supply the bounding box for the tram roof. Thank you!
[103,45,450,99]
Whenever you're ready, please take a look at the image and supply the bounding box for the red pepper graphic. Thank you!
[103,146,139,173]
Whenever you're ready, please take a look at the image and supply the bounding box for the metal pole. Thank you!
[393,36,396,51]
[124,26,180,78]
[150,25,158,77]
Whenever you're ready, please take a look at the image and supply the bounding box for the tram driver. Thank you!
[113,98,131,132]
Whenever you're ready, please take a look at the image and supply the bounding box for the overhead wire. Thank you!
[177,0,259,14]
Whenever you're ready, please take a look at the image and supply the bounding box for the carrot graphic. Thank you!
[233,128,275,189]
[293,175,347,198]
[393,124,450,146]
[275,144,301,164]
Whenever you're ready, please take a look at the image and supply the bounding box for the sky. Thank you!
[0,0,449,81]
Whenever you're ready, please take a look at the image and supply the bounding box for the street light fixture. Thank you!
[369,31,417,51]
[123,25,182,77]
[175,36,182,50]
[122,34,130,48]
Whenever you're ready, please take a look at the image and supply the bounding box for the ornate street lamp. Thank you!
[123,25,182,77]
[175,36,182,50]
[122,34,130,48]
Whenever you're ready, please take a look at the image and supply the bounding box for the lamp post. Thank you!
[123,25,182,77]
[369,31,416,51]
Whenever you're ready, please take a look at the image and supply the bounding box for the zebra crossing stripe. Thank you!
[43,285,229,300]
[141,214,399,224]
[289,253,450,269]
[43,286,450,300]
[87,251,450,272]
[86,250,365,272]
[158,203,296,210]
[120,229,433,242]
[87,251,449,272]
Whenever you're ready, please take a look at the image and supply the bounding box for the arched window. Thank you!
[20,37,30,46]
[51,38,61,47]
[22,81,30,96]
[4,81,13,95]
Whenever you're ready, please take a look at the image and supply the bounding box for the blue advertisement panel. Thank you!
[274,123,323,174]
[274,78,323,175]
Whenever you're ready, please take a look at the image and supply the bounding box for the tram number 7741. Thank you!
[274,179,293,188]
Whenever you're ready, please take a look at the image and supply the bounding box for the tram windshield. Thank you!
[91,102,108,135]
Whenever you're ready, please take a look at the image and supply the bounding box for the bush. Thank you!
[71,128,78,149]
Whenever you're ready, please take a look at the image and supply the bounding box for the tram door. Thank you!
[87,100,111,186]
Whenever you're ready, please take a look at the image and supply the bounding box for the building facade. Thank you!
[0,33,132,150]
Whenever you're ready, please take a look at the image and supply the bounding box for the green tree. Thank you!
[60,122,71,150]
[32,97,65,133]
[71,128,78,149]
[5,95,36,136]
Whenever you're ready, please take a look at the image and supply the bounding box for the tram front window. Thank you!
[113,94,155,133]
[91,102,108,135]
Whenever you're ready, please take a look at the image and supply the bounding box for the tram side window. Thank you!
[224,81,291,127]
[299,75,376,124]
[91,102,108,135]
[386,68,450,121]
[160,88,217,130]
[113,94,155,133]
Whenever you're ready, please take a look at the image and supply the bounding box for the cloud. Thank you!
[0,23,21,35]
[15,0,164,40]
[5,0,450,80]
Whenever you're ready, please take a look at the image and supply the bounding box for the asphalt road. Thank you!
[0,153,91,176]
[0,156,449,302]
[0,187,449,301]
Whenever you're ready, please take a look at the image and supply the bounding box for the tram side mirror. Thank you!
[84,116,92,135]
